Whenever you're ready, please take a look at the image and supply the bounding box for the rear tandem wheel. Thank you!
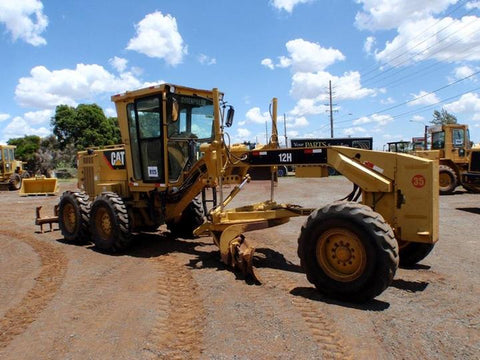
[90,192,132,252]
[297,201,399,303]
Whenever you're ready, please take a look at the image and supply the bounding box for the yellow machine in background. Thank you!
[414,123,480,194]
[56,83,439,302]
[0,145,30,191]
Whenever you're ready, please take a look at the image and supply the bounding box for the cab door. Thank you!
[133,96,165,183]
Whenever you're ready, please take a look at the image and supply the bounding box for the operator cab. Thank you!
[126,87,215,185]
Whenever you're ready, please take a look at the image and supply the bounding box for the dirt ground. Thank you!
[0,176,478,359]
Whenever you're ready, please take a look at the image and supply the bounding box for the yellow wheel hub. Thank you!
[316,228,367,282]
[439,173,451,188]
[95,207,113,239]
[63,203,76,233]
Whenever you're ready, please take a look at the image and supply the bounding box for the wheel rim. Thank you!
[439,172,452,189]
[316,228,367,282]
[95,207,113,240]
[63,202,77,233]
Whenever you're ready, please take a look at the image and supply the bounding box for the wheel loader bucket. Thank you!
[19,176,59,196]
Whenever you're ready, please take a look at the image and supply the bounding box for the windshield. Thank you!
[432,131,445,149]
[168,95,214,140]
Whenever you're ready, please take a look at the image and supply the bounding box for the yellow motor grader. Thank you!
[0,145,30,190]
[56,83,439,302]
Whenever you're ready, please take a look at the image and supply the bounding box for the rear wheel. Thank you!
[297,201,399,302]
[439,165,457,195]
[58,191,91,243]
[462,183,480,193]
[90,192,131,252]
[398,240,434,268]
[167,198,205,239]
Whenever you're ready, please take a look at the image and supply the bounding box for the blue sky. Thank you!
[2,0,480,149]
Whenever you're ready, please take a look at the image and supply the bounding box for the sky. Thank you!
[2,0,480,149]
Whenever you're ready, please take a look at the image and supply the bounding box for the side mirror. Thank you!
[167,95,179,122]
[226,106,234,127]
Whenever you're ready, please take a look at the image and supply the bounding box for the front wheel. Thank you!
[297,201,399,303]
[8,173,21,190]
[167,198,205,239]
[90,192,131,252]
[439,165,457,195]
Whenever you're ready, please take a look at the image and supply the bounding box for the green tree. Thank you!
[52,103,121,150]
[431,108,457,125]
[7,135,41,171]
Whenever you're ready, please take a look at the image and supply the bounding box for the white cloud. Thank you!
[375,16,480,65]
[355,0,457,31]
[466,1,480,10]
[3,115,50,141]
[364,36,376,54]
[444,92,480,120]
[15,64,147,109]
[262,39,343,72]
[237,128,251,138]
[290,116,309,128]
[343,126,367,136]
[261,58,275,70]
[104,108,117,117]
[23,109,53,125]
[126,11,187,66]
[453,65,477,80]
[270,0,314,13]
[291,70,376,101]
[409,90,440,106]
[290,98,326,117]
[411,115,426,122]
[0,113,10,122]
[0,0,48,46]
[245,107,271,124]
[198,53,216,66]
[109,56,128,72]
[381,97,395,105]
[353,113,393,126]
[284,39,345,73]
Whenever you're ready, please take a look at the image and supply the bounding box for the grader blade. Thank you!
[229,235,261,284]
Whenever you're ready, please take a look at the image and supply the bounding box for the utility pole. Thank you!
[329,80,334,138]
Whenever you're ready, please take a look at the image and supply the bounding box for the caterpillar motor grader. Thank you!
[0,145,30,190]
[56,83,439,302]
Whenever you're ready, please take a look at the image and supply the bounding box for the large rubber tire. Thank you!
[398,241,435,268]
[167,198,205,239]
[90,192,131,252]
[58,191,91,243]
[462,183,480,193]
[297,201,399,303]
[439,165,457,195]
[8,173,21,191]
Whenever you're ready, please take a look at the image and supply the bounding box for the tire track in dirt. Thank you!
[0,230,67,349]
[144,254,206,360]
[259,266,354,360]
